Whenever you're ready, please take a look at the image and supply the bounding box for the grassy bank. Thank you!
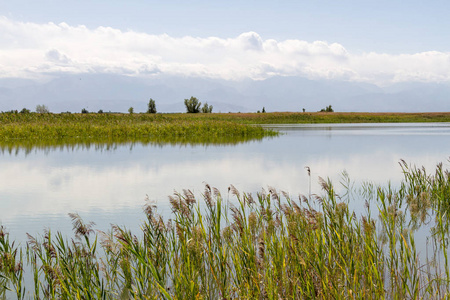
[1,161,450,299]
[212,111,450,124]
[1,111,449,144]
[0,112,277,143]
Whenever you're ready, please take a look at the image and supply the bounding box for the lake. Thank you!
[1,122,450,242]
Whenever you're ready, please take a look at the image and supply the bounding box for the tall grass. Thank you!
[199,112,450,124]
[0,226,24,299]
[1,161,450,298]
[0,112,277,143]
[1,111,449,144]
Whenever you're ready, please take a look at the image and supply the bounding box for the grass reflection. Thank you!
[0,134,274,155]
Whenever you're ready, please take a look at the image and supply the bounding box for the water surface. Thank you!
[1,123,450,241]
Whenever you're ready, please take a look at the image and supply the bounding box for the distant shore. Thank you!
[1,111,449,143]
[216,111,450,124]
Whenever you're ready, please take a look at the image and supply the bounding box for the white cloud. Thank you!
[1,146,445,223]
[1,16,450,85]
[0,150,404,220]
[45,49,71,64]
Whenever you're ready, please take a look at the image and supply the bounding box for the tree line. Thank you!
[128,96,213,114]
[5,97,214,115]
[5,99,335,114]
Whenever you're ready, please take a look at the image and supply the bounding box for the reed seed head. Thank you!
[229,184,240,199]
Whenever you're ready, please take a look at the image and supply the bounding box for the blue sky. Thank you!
[3,0,450,53]
[1,1,450,85]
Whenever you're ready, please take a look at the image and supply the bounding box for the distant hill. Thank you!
[0,74,449,113]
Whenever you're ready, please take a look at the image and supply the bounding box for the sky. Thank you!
[1,0,450,86]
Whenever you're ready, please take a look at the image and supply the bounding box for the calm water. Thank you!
[1,123,450,242]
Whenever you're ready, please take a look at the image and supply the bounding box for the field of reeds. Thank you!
[0,112,277,144]
[1,111,450,146]
[214,111,450,124]
[1,160,449,299]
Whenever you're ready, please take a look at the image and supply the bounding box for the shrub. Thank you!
[201,102,213,113]
[184,96,201,113]
[36,104,49,113]
[147,98,157,114]
[320,105,334,112]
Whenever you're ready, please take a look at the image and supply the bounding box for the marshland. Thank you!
[1,112,450,299]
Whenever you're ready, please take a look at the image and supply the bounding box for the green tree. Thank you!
[81,108,89,114]
[262,107,266,113]
[128,107,134,114]
[184,96,201,113]
[20,108,31,114]
[320,105,334,112]
[36,104,49,113]
[147,98,157,113]
[201,102,213,113]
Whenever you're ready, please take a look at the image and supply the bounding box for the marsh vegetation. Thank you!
[1,111,450,298]
[2,111,450,148]
[1,160,450,299]
[0,112,277,144]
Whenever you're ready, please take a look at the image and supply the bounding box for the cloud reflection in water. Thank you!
[1,123,450,239]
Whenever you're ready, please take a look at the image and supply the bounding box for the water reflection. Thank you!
[0,135,271,156]
[1,123,450,240]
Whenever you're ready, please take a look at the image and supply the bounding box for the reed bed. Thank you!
[221,112,450,124]
[0,112,276,142]
[1,161,450,299]
[1,111,449,145]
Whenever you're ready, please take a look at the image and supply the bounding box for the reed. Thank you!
[0,226,24,299]
[0,112,277,143]
[1,160,450,298]
[2,111,449,145]
[195,112,450,124]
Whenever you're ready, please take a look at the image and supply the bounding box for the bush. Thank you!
[184,96,201,113]
[81,108,89,114]
[320,105,334,112]
[147,98,157,114]
[201,102,213,113]
[36,104,49,113]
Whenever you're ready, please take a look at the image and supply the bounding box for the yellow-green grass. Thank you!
[209,111,450,124]
[0,112,277,144]
[1,111,450,146]
[1,161,450,299]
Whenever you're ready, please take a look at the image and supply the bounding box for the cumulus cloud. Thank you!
[45,49,71,64]
[1,16,450,85]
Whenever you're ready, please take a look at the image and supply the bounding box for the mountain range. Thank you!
[0,74,449,113]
